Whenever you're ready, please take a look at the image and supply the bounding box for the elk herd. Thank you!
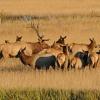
[0,22,100,71]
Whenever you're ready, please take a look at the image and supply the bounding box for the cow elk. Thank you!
[69,38,97,55]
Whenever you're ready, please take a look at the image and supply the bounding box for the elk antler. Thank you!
[31,20,44,42]
[31,20,49,43]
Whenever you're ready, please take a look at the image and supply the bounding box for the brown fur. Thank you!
[69,38,97,55]
[89,52,99,68]
[17,48,35,67]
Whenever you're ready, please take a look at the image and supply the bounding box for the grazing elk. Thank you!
[69,38,97,55]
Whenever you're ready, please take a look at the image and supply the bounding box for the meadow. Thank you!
[0,0,100,99]
[0,13,100,99]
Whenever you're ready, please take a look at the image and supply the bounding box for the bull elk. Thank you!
[30,20,49,43]
[0,20,50,59]
[28,20,50,54]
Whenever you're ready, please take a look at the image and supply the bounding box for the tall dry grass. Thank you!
[0,10,100,90]
[0,14,100,44]
[0,58,99,90]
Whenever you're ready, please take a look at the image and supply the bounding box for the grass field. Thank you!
[0,12,100,90]
[0,0,100,99]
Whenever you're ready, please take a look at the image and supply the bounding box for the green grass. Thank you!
[0,89,99,100]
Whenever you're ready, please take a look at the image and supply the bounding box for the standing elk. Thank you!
[72,50,89,70]
[56,45,71,70]
[0,20,50,59]
[68,38,97,55]
[17,47,59,70]
[41,35,67,59]
[26,20,50,55]
[72,50,99,70]
[16,47,35,67]
[51,35,66,50]
[87,51,99,69]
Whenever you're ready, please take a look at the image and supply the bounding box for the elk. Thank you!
[28,20,50,54]
[17,47,59,70]
[87,51,99,69]
[42,35,67,61]
[16,47,35,67]
[58,45,89,70]
[71,50,99,70]
[51,35,66,50]
[72,50,89,70]
[56,45,71,70]
[0,20,50,59]
[70,57,82,70]
[69,38,97,55]
[57,53,66,70]
[56,35,66,44]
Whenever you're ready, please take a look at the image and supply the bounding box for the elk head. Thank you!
[16,35,22,42]
[5,40,10,43]
[56,35,67,44]
[89,38,97,51]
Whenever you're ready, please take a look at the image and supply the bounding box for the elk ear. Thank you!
[53,41,56,44]
[60,35,62,38]
[5,40,9,43]
[64,36,67,39]
[20,36,22,39]
[92,37,94,40]
[21,47,26,52]
[89,38,92,42]
[82,49,85,53]
[24,47,26,50]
